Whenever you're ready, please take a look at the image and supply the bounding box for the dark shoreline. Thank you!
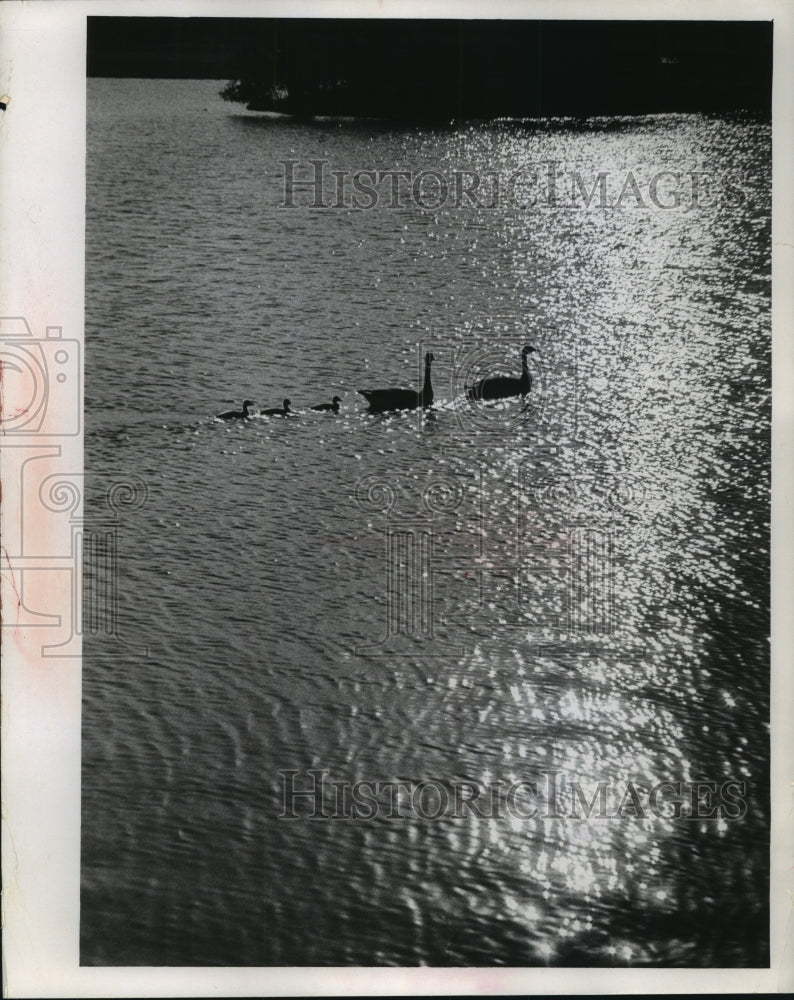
[88,18,772,121]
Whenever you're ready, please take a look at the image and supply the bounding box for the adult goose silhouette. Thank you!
[358,352,434,413]
[217,399,255,420]
[311,395,342,413]
[261,398,291,417]
[466,345,537,401]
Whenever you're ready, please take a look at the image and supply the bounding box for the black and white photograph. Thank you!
[1,0,793,994]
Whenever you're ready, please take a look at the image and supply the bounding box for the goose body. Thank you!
[359,352,434,413]
[311,395,342,413]
[261,398,291,417]
[217,399,255,420]
[466,345,536,401]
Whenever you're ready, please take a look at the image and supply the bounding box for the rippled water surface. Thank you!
[81,79,770,967]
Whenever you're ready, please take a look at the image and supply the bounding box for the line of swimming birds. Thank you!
[216,344,537,421]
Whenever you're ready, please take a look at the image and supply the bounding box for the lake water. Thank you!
[81,78,770,967]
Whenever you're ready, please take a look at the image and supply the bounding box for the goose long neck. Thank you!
[521,350,532,392]
[423,357,432,394]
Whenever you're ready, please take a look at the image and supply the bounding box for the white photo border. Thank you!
[1,0,792,995]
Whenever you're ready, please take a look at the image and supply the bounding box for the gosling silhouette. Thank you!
[217,399,254,420]
[261,398,291,417]
[358,352,434,413]
[466,345,536,401]
[311,395,342,413]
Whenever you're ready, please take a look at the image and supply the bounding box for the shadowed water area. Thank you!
[81,79,770,967]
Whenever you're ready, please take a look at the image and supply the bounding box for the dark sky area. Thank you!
[87,17,772,118]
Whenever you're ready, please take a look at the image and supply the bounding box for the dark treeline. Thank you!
[88,17,772,119]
